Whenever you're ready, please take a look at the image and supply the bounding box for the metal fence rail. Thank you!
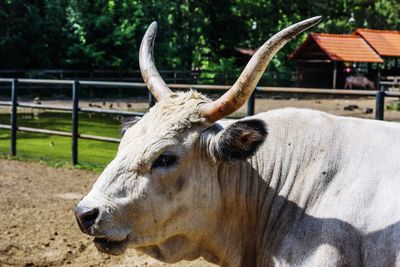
[0,79,151,164]
[0,78,399,165]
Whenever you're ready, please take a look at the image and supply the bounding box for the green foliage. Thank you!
[386,102,400,111]
[0,0,399,76]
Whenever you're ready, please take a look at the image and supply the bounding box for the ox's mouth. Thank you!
[93,237,129,255]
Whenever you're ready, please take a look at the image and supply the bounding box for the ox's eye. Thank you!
[152,153,178,169]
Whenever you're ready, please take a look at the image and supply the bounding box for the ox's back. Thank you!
[250,108,400,266]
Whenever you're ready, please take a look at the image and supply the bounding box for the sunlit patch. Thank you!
[54,192,83,200]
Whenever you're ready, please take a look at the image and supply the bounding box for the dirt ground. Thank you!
[2,96,400,121]
[0,159,214,267]
[251,96,400,121]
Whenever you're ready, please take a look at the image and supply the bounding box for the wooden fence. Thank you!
[0,78,399,165]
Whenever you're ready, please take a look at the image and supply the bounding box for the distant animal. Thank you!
[126,103,132,108]
[89,103,102,108]
[344,75,375,90]
[33,97,41,105]
[343,104,359,111]
[75,17,400,267]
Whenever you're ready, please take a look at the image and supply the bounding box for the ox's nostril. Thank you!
[82,208,99,226]
[75,206,99,233]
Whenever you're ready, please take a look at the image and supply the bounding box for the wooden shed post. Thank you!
[375,68,381,90]
[332,61,337,89]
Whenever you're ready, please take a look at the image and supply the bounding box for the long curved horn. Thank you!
[139,21,172,101]
[200,16,322,122]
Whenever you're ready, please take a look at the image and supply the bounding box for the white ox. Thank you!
[75,17,400,266]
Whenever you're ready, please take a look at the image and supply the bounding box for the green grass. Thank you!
[0,111,125,172]
[386,102,400,112]
[0,109,246,172]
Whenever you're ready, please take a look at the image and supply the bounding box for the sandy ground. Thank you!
[251,96,400,121]
[0,159,214,267]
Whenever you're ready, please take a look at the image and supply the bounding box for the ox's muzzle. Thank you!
[74,193,131,256]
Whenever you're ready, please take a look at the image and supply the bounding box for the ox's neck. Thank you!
[209,157,267,266]
[205,110,342,267]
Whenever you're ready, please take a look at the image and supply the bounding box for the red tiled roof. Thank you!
[311,33,383,62]
[354,29,400,57]
[290,33,383,63]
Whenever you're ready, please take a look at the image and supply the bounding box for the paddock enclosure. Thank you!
[1,79,400,167]
[2,83,400,266]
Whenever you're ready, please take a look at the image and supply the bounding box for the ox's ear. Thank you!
[121,116,141,136]
[211,119,267,161]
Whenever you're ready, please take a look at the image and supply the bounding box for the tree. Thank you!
[0,0,399,79]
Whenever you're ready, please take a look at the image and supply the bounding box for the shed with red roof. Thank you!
[290,33,383,88]
[354,29,400,58]
[291,33,383,63]
[354,29,400,78]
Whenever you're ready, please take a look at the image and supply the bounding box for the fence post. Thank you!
[148,91,155,108]
[247,90,256,116]
[72,81,79,165]
[375,84,385,120]
[10,79,18,156]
